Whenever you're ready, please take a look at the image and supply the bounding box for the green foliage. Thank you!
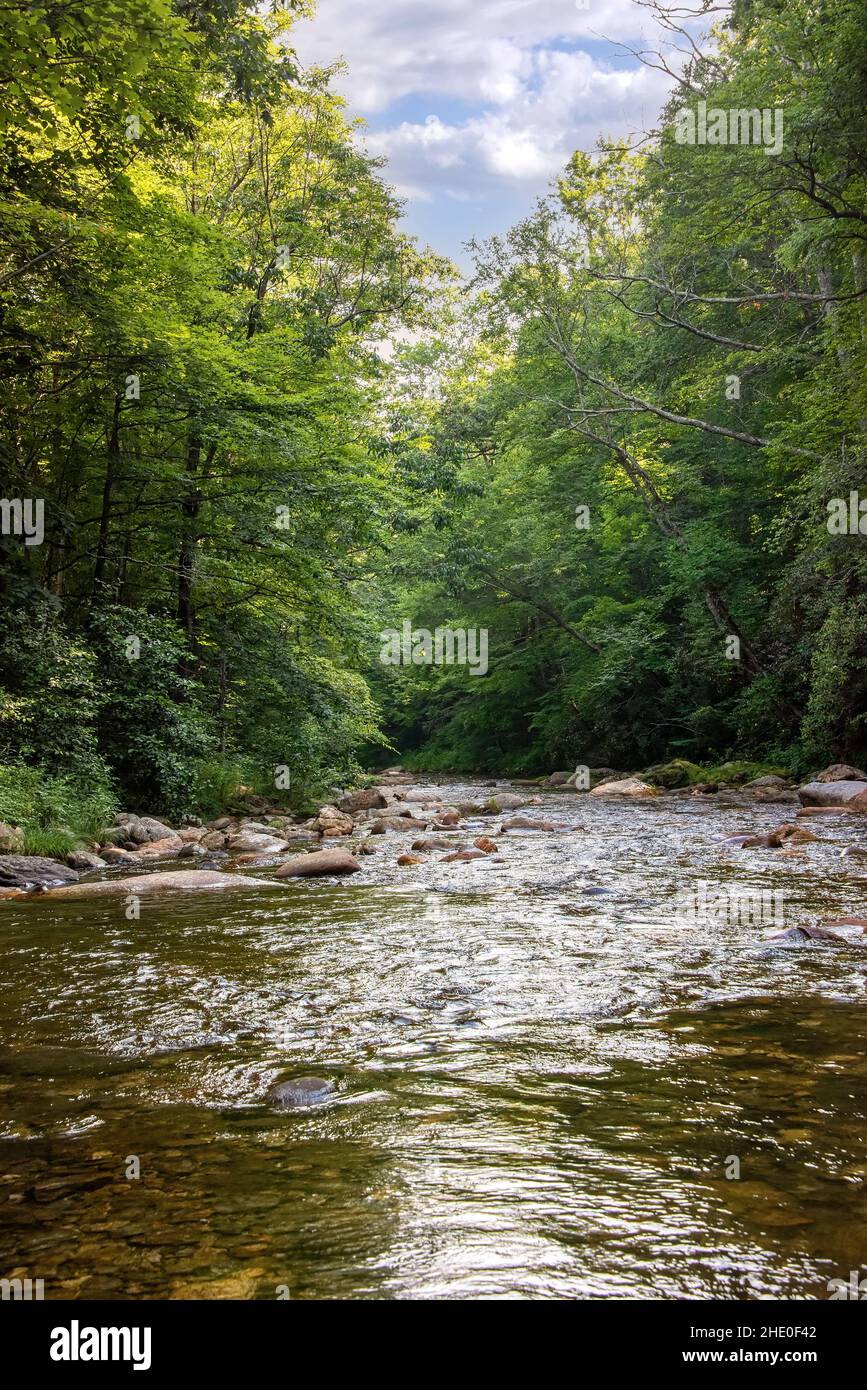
[0,762,117,845]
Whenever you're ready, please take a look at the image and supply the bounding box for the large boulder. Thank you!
[0,855,80,889]
[124,815,176,845]
[643,759,702,789]
[313,805,354,837]
[337,788,387,814]
[274,849,361,878]
[39,870,280,899]
[589,777,658,799]
[797,780,867,807]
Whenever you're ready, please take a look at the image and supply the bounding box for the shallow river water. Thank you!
[1,779,866,1299]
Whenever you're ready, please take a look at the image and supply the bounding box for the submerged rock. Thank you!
[440,849,487,862]
[269,1076,336,1107]
[274,849,361,877]
[0,855,80,889]
[768,925,852,945]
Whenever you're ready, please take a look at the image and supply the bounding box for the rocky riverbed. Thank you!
[1,771,866,1298]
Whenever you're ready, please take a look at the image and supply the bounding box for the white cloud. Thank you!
[291,0,686,259]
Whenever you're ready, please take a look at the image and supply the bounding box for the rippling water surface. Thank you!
[1,780,866,1299]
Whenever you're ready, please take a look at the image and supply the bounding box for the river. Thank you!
[1,779,866,1299]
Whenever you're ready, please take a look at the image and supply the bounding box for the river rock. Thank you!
[739,824,817,849]
[473,836,499,853]
[269,1076,336,1107]
[590,777,658,798]
[313,806,354,837]
[178,842,207,858]
[65,850,107,872]
[207,817,233,831]
[440,849,487,862]
[337,788,388,814]
[177,826,205,842]
[797,779,867,807]
[136,835,185,858]
[226,832,287,853]
[37,870,281,899]
[484,793,532,813]
[274,849,361,877]
[0,855,80,889]
[100,846,140,865]
[768,925,849,945]
[368,816,428,834]
[201,830,228,849]
[0,821,24,853]
[744,774,791,789]
[431,810,460,826]
[411,838,462,852]
[125,815,176,845]
[397,853,425,865]
[812,763,867,783]
[545,771,571,786]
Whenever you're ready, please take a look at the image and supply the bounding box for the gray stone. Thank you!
[269,1076,336,1107]
[0,855,80,889]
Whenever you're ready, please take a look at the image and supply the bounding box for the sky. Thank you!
[292,0,679,271]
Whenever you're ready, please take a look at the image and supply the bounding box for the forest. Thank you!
[2,0,865,830]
